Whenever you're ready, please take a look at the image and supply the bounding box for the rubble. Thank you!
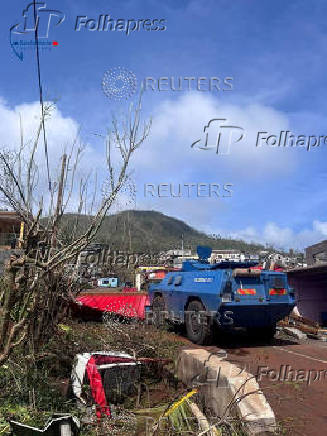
[9,414,80,436]
[309,329,327,342]
[279,314,320,336]
[282,327,307,341]
[71,351,140,418]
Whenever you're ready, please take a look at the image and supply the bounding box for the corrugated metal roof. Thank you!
[76,294,150,319]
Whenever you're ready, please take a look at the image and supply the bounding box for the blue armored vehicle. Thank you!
[148,246,295,344]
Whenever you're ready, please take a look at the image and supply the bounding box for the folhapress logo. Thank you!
[191,119,245,155]
[10,2,65,61]
[75,15,166,35]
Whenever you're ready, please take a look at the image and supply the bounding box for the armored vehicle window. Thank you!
[174,276,182,286]
[167,276,173,285]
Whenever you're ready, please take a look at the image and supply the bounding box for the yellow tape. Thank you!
[164,389,198,417]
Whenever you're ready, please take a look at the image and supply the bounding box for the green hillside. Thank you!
[59,210,264,253]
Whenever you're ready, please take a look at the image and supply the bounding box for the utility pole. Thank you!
[51,153,67,248]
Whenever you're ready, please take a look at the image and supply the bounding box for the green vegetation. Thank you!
[0,319,186,435]
[59,210,265,253]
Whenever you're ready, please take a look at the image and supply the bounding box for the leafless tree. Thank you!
[0,94,151,364]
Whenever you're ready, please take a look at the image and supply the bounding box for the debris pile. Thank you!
[72,351,140,418]
[10,414,80,436]
[279,314,322,339]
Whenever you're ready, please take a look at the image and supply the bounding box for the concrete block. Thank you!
[176,348,276,435]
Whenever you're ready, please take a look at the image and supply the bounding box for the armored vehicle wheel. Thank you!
[185,300,213,345]
[152,295,166,328]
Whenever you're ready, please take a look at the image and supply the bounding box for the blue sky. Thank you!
[1,0,327,250]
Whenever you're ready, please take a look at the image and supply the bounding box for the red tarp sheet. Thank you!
[85,354,137,418]
[76,294,150,319]
[86,356,111,418]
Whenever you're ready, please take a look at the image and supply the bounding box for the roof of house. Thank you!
[0,211,21,223]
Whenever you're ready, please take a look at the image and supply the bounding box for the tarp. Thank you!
[86,356,111,418]
[76,294,150,319]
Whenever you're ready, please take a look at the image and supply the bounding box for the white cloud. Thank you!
[0,99,106,212]
[0,100,78,157]
[229,220,327,250]
[0,93,297,208]
[133,92,298,186]
[313,220,327,235]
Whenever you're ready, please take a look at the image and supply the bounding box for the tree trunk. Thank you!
[0,266,16,348]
